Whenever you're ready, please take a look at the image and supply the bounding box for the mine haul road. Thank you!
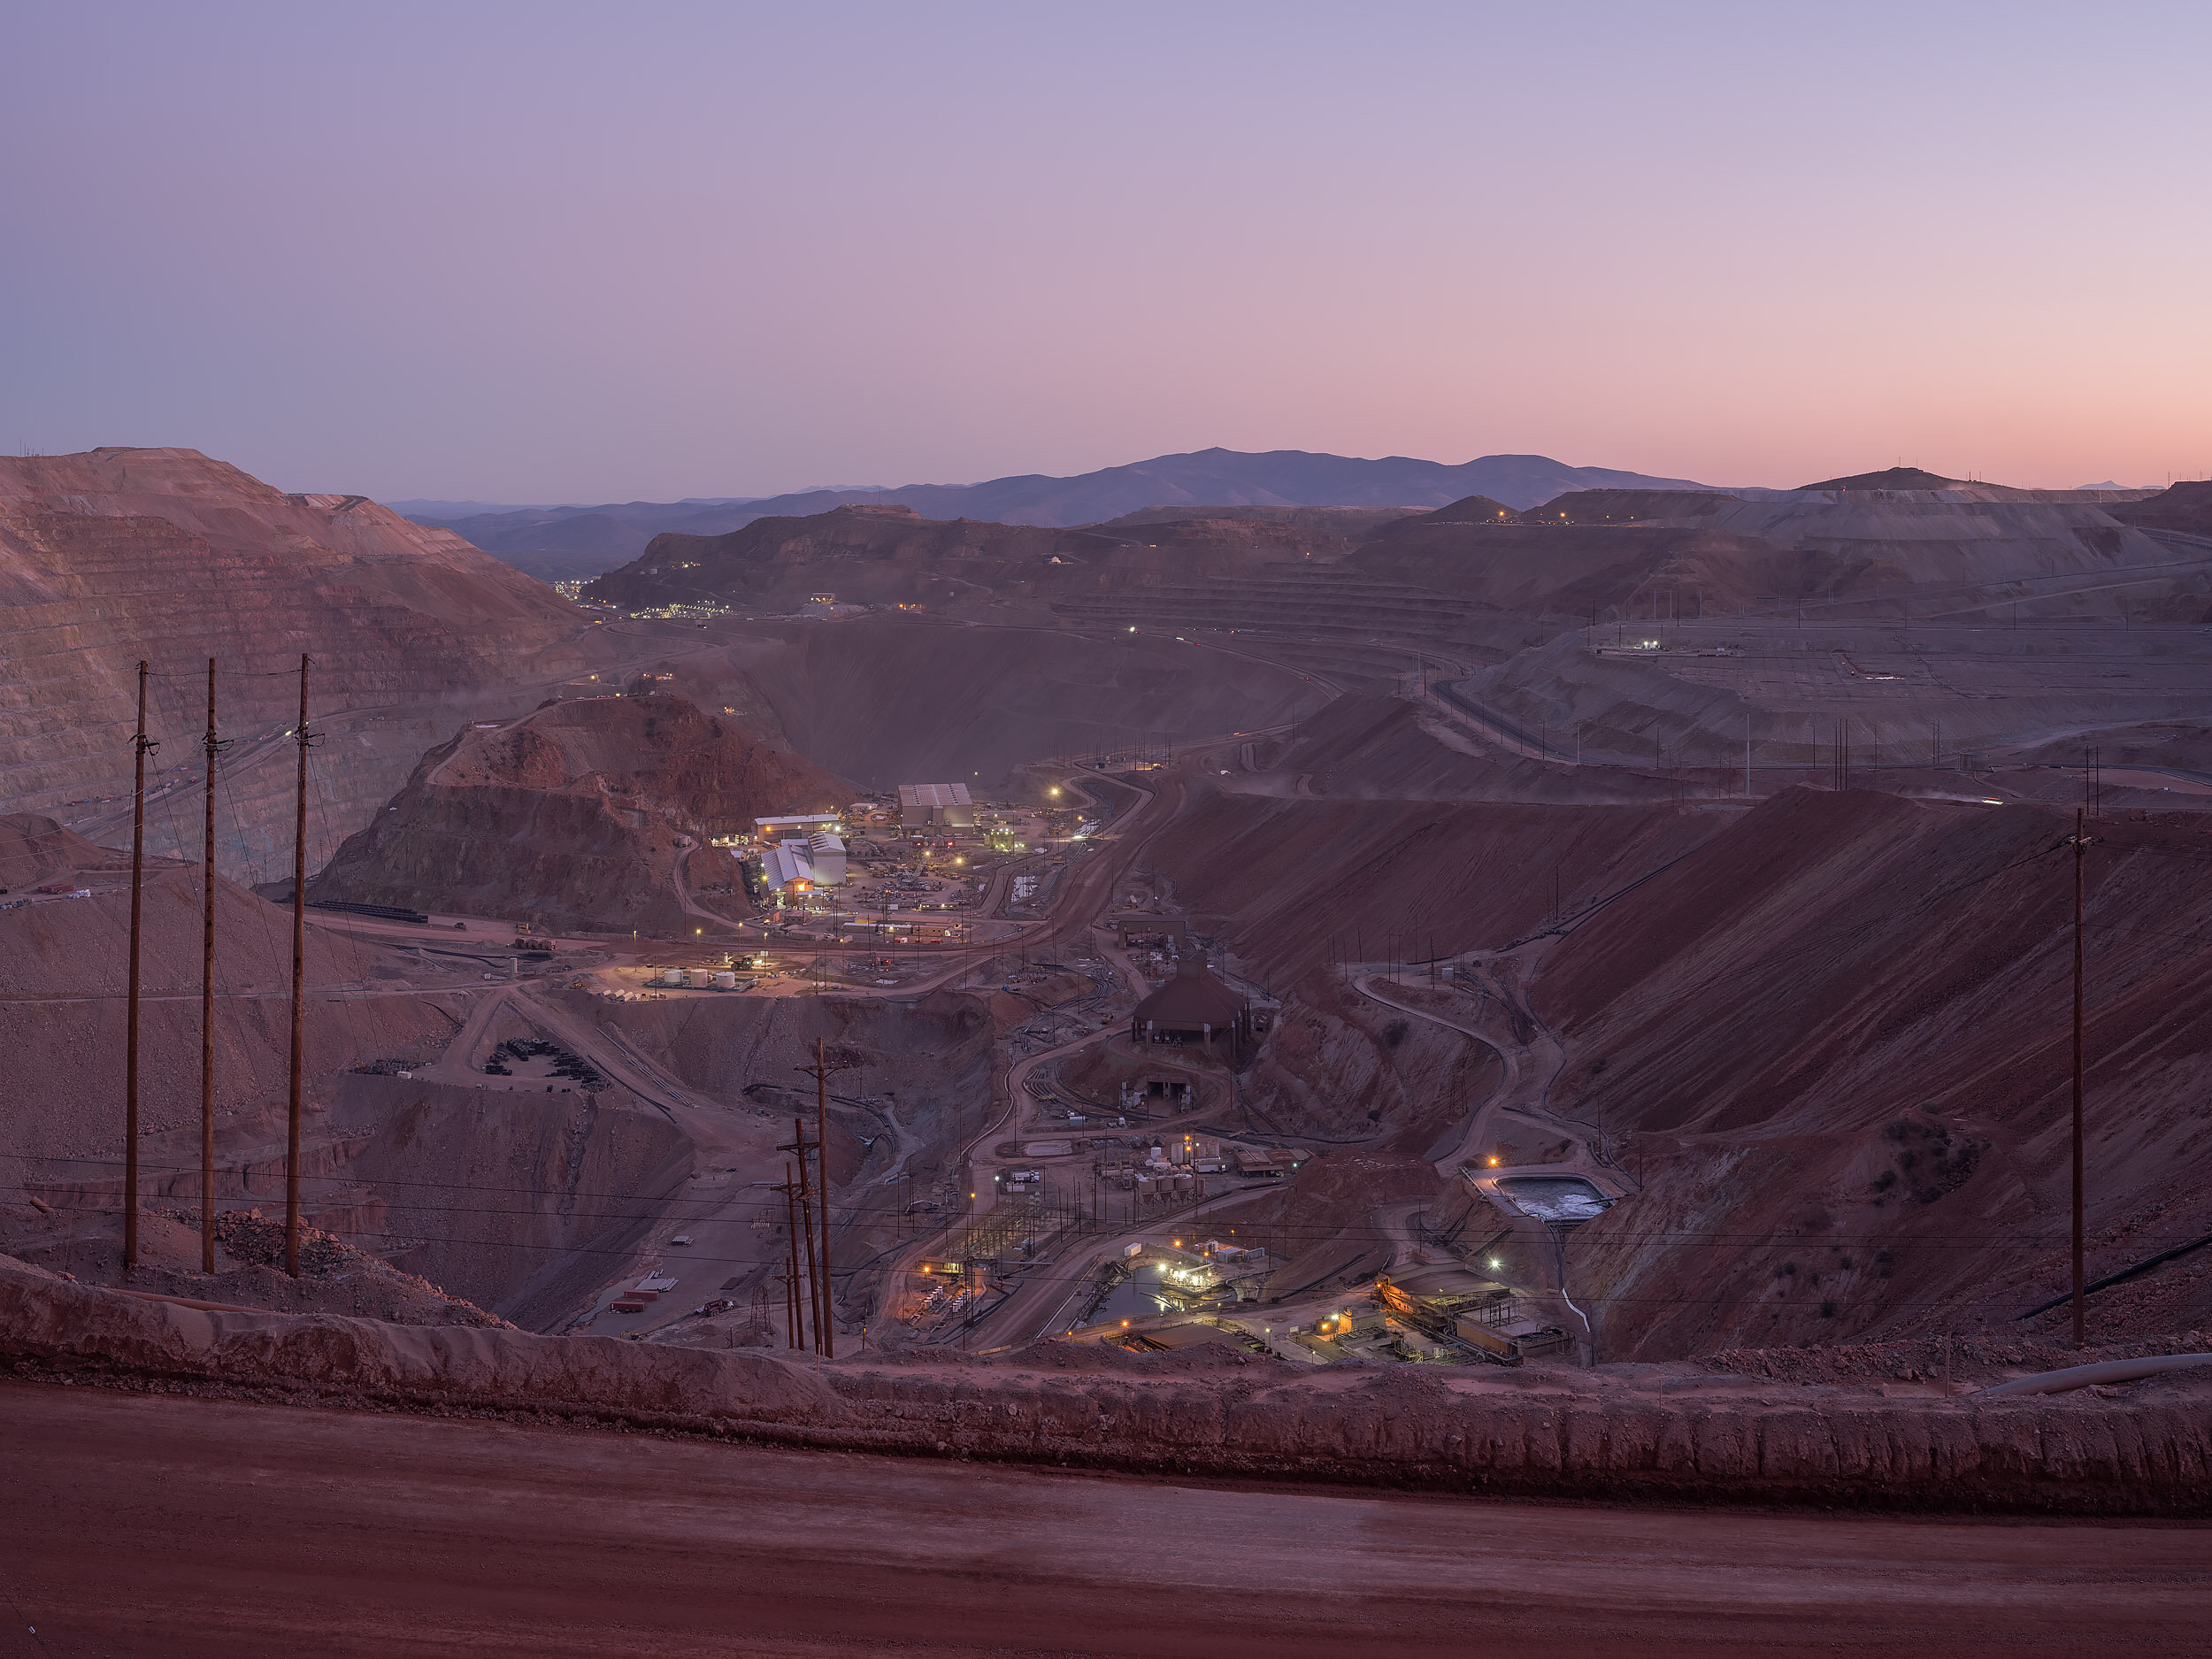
[6,1382,2207,1659]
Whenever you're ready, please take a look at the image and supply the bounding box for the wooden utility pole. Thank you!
[815,1041,834,1353]
[124,661,154,1270]
[779,1116,825,1355]
[794,1037,849,1358]
[778,1162,805,1349]
[199,659,219,1275]
[2070,808,2091,1349]
[285,654,311,1277]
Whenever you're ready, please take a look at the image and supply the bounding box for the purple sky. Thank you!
[4,3,2208,501]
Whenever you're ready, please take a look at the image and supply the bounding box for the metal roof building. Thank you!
[897,781,975,827]
[1129,956,1251,1054]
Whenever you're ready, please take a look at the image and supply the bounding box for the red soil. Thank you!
[12,1379,2208,1658]
[312,692,842,931]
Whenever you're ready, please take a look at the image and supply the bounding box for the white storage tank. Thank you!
[657,967,685,987]
[684,968,713,988]
[713,971,738,990]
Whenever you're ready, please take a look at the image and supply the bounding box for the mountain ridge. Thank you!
[407,448,1722,580]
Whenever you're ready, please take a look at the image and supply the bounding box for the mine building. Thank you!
[1129,956,1252,1056]
[753,831,845,894]
[1110,911,1188,948]
[802,830,847,887]
[1376,1266,1570,1364]
[755,812,840,843]
[897,781,975,828]
[757,843,815,894]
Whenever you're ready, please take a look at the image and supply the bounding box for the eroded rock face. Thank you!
[311,692,843,931]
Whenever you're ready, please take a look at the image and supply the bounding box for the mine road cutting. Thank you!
[1351,951,1626,1360]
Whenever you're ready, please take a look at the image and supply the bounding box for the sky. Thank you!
[4,2,2208,502]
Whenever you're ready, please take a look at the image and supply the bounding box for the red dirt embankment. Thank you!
[0,833,457,1168]
[1145,785,1722,984]
[1538,788,2212,1355]
[6,1258,2208,1516]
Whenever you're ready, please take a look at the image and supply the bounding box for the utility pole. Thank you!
[199,659,222,1275]
[286,655,312,1276]
[780,1116,824,1353]
[777,1162,805,1348]
[124,661,155,1271]
[811,1038,836,1355]
[2070,809,2092,1349]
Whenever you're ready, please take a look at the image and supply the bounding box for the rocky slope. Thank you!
[1144,781,2212,1359]
[0,448,603,876]
[2108,479,2212,538]
[1532,788,2212,1357]
[311,692,843,931]
[1355,482,2187,619]
[582,503,1121,613]
[609,617,1329,793]
[0,815,450,1171]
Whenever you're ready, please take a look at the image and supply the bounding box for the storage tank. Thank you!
[713,971,738,990]
[657,968,685,987]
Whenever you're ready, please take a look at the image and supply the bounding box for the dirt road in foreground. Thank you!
[4,1383,2204,1658]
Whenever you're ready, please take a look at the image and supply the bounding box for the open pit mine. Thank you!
[8,449,2212,1652]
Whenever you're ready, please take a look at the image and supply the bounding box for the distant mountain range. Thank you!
[399,448,1717,581]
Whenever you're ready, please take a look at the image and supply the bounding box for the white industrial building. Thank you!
[757,831,846,894]
[804,830,847,886]
[897,781,974,828]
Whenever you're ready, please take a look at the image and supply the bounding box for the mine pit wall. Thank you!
[1231,971,1499,1148]
[573,987,1000,1311]
[1529,789,2212,1358]
[708,620,1329,793]
[1143,786,1724,991]
[1461,627,2212,780]
[314,772,694,932]
[328,1074,693,1332]
[1133,787,1717,1289]
[0,509,603,885]
[4,1269,2208,1517]
[0,866,466,1169]
[575,986,995,1115]
[1131,782,2212,1361]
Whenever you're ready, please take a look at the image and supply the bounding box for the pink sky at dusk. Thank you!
[4,2,2208,501]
